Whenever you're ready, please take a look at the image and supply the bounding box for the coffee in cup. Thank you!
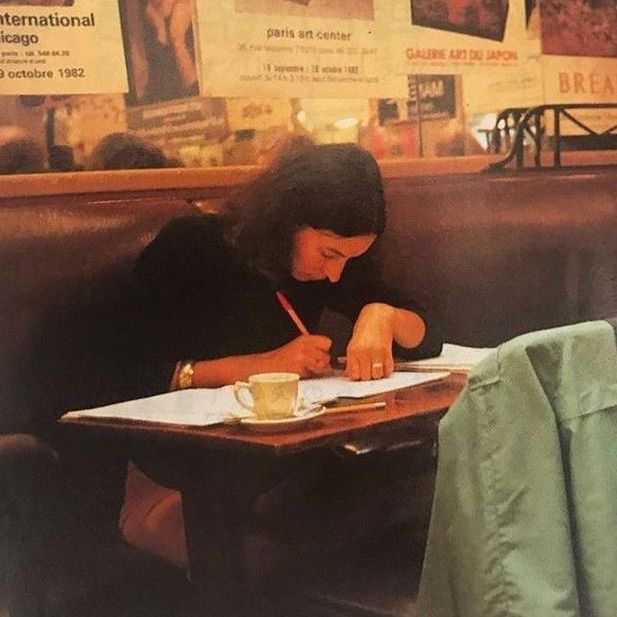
[233,372,300,420]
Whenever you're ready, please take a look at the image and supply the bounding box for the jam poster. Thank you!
[0,0,127,95]
[193,0,404,97]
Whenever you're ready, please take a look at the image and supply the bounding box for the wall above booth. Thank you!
[0,0,616,173]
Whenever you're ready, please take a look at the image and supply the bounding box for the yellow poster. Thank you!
[194,0,403,97]
[462,0,542,114]
[0,0,127,95]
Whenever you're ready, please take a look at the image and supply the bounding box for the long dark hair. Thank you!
[222,143,386,284]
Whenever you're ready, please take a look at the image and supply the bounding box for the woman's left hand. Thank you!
[345,303,395,381]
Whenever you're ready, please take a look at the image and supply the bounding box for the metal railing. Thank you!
[478,107,533,154]
[485,103,617,172]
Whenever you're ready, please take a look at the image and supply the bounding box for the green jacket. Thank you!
[418,320,617,617]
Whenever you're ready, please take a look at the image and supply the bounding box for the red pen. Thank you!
[276,291,310,335]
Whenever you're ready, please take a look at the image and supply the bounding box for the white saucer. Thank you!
[239,407,326,433]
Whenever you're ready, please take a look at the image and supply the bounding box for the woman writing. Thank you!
[115,142,442,575]
[120,142,439,392]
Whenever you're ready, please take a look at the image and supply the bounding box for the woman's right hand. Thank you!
[188,335,333,388]
[268,335,332,377]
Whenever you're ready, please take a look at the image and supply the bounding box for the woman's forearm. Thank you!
[355,303,426,350]
[189,353,277,388]
[171,333,334,389]
[391,306,426,349]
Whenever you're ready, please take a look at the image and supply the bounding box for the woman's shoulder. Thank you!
[152,213,230,255]
[158,213,223,241]
[137,213,233,278]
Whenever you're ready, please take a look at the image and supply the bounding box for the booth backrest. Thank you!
[0,193,201,434]
[2,164,617,435]
[381,167,617,346]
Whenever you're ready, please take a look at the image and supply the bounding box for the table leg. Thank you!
[181,451,276,617]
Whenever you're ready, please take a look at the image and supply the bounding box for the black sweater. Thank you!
[119,214,441,390]
[36,214,442,417]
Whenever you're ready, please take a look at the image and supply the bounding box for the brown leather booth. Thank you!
[0,189,201,616]
[2,162,617,616]
[0,194,203,431]
[381,166,617,345]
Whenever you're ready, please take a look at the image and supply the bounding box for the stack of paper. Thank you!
[395,343,495,373]
[61,386,249,427]
[299,371,448,404]
[61,371,449,427]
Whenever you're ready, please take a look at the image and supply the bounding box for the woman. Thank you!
[117,142,442,576]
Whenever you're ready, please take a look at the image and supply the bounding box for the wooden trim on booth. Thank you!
[1,156,502,199]
[0,166,257,199]
[2,151,617,200]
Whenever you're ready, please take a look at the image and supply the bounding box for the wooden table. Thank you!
[61,373,465,616]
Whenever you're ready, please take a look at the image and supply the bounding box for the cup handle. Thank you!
[233,381,255,412]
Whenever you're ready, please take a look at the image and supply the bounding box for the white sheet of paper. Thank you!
[299,371,449,404]
[62,386,249,427]
[395,344,495,372]
[61,371,449,427]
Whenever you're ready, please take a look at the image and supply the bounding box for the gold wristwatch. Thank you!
[177,360,195,389]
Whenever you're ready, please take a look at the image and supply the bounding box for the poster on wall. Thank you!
[121,0,199,107]
[387,0,537,79]
[126,97,227,157]
[193,0,403,97]
[407,74,456,120]
[540,0,617,103]
[538,0,617,135]
[120,1,228,162]
[464,0,543,114]
[0,0,127,95]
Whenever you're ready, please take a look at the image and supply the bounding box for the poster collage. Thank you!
[1,0,616,162]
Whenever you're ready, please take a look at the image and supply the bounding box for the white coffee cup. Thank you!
[233,372,300,420]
